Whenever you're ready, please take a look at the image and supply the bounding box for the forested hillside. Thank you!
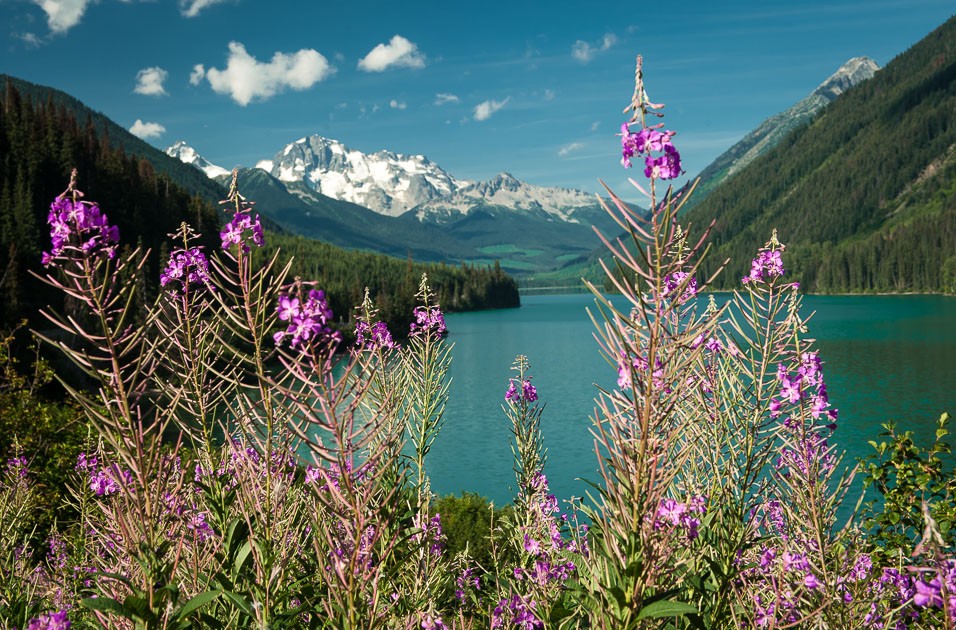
[0,80,224,326]
[682,16,956,293]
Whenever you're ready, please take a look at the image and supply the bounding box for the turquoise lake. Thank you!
[428,293,956,509]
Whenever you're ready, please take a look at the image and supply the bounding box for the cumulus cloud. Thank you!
[129,119,166,139]
[389,99,406,110]
[179,0,230,17]
[357,35,425,72]
[434,93,459,106]
[571,32,618,63]
[32,0,91,34]
[558,142,584,157]
[134,67,168,96]
[203,42,335,106]
[189,64,206,86]
[473,97,509,122]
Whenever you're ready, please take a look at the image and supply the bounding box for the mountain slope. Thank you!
[690,57,879,203]
[1,75,227,205]
[0,78,224,326]
[683,16,956,293]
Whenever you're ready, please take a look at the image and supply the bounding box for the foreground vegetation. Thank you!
[1,57,955,629]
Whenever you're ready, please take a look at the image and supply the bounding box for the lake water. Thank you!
[427,293,956,509]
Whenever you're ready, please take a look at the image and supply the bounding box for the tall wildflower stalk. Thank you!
[568,56,721,627]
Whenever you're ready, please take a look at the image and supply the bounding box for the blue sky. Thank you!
[1,0,953,196]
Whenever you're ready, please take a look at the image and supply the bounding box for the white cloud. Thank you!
[558,142,584,157]
[572,32,618,63]
[179,0,229,17]
[134,67,168,96]
[473,97,510,122]
[434,93,459,106]
[389,99,406,110]
[189,64,206,86]
[357,35,425,72]
[203,41,335,106]
[17,32,43,47]
[129,119,166,139]
[32,0,91,34]
[590,121,600,132]
[543,89,555,101]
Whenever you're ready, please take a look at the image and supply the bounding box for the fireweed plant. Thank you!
[0,58,953,629]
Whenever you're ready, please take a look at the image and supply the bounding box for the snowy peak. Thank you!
[812,57,879,100]
[255,135,465,217]
[165,141,231,179]
[414,171,600,223]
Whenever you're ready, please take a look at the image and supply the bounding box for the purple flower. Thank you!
[410,305,447,337]
[355,320,398,352]
[621,123,683,179]
[27,610,70,630]
[42,196,119,266]
[220,209,264,252]
[913,578,944,608]
[663,271,697,303]
[277,295,301,322]
[742,249,785,284]
[189,511,216,542]
[492,594,542,629]
[505,378,538,403]
[274,288,341,352]
[160,246,212,295]
[644,144,683,180]
[6,455,28,478]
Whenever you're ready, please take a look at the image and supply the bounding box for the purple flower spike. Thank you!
[160,246,212,295]
[663,271,697,303]
[220,209,265,252]
[274,286,341,352]
[742,249,785,284]
[410,305,447,337]
[355,319,398,352]
[505,378,538,403]
[621,122,683,180]
[42,196,120,266]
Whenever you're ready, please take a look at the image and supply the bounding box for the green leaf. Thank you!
[233,540,253,577]
[81,596,133,620]
[636,599,699,619]
[175,589,221,620]
[122,595,152,620]
[221,590,254,617]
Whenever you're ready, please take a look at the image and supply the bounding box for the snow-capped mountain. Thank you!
[165,141,231,179]
[412,172,601,224]
[254,135,466,217]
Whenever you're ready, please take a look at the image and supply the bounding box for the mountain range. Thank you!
[167,135,621,273]
[164,55,883,280]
